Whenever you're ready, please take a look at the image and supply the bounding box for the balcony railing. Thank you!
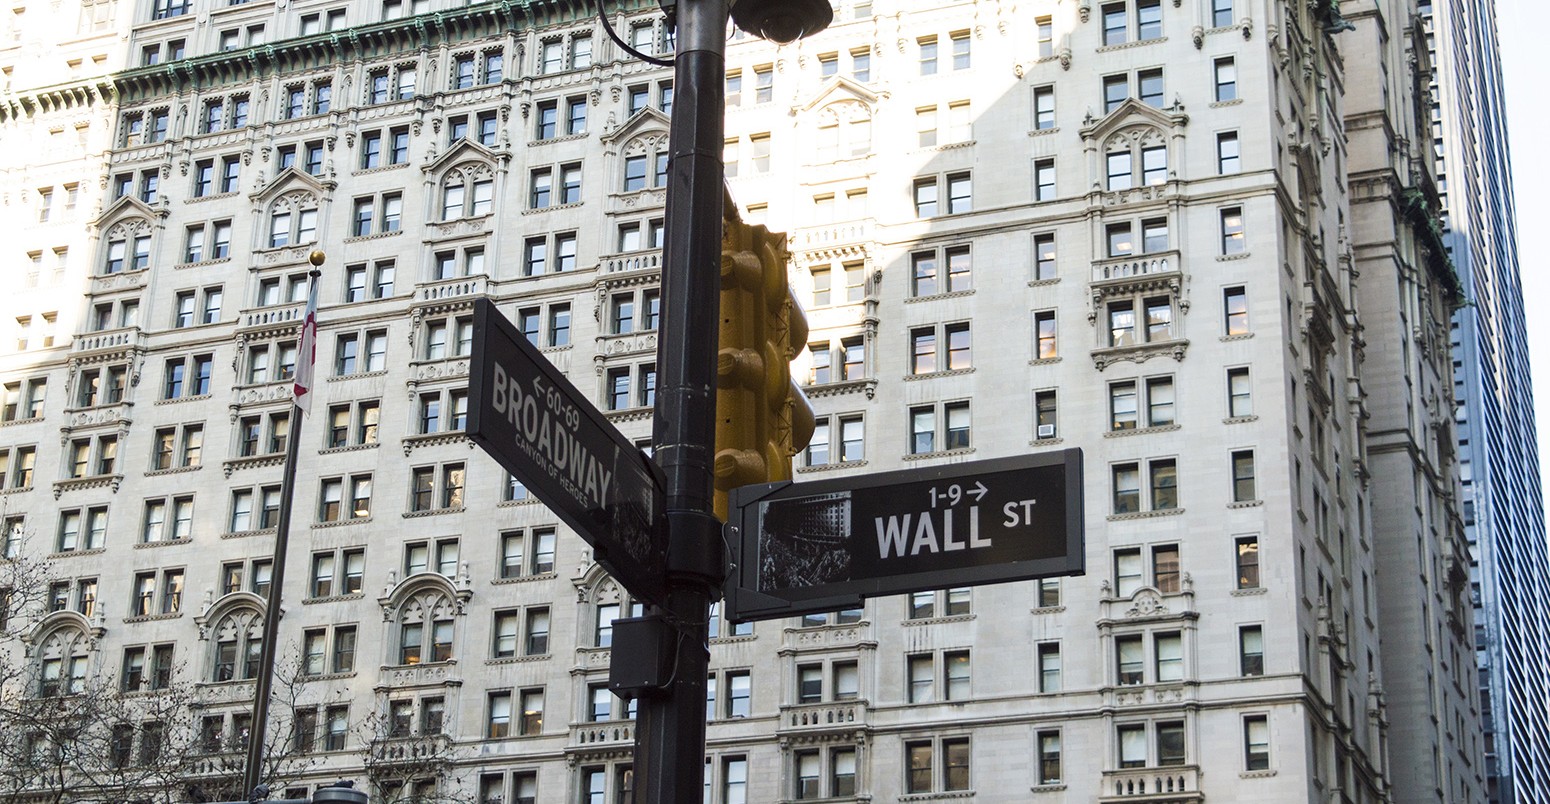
[240,302,305,331]
[1098,765,1201,803]
[778,700,868,733]
[416,274,487,304]
[1092,251,1180,283]
[569,720,634,748]
[792,221,871,250]
[73,327,143,354]
[602,250,661,274]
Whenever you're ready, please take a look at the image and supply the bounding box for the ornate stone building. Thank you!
[0,0,1486,801]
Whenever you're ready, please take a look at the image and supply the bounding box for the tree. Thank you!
[356,706,474,804]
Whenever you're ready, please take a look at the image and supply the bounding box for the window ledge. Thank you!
[0,416,43,428]
[124,611,183,623]
[1231,587,1267,597]
[328,370,390,383]
[311,517,373,530]
[1107,508,1185,522]
[1240,769,1277,779]
[710,633,758,645]
[400,432,469,454]
[146,464,202,477]
[915,139,976,155]
[907,289,976,304]
[320,442,381,455]
[303,593,365,605]
[1027,127,1060,138]
[906,367,975,382]
[1216,251,1252,261]
[486,653,550,666]
[1103,423,1180,439]
[402,507,466,519]
[530,132,589,147]
[491,572,558,586]
[904,447,976,462]
[223,453,285,476]
[798,459,870,475]
[1028,277,1061,287]
[1030,784,1067,793]
[1029,437,1064,447]
[604,406,653,424]
[903,613,975,627]
[222,527,277,540]
[1210,98,1245,109]
[0,486,34,496]
[1220,333,1255,342]
[1030,605,1066,615]
[185,191,240,205]
[900,791,975,801]
[1228,500,1263,509]
[299,671,357,682]
[176,256,234,270]
[54,473,123,496]
[1090,339,1189,371]
[51,547,107,560]
[495,497,541,508]
[521,201,584,216]
[804,378,876,400]
[1223,415,1259,425]
[1029,356,1063,366]
[351,162,410,177]
[343,229,405,245]
[156,393,213,406]
[135,538,192,549]
[1096,36,1167,53]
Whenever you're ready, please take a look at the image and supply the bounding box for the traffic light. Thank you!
[714,210,816,520]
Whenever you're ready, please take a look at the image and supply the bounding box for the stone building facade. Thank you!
[0,0,1485,801]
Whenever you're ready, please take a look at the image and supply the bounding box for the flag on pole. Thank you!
[293,271,320,415]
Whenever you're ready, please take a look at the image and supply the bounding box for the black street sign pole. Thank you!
[635,0,728,796]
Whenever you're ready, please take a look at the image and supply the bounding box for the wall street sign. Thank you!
[468,298,669,607]
[724,449,1084,621]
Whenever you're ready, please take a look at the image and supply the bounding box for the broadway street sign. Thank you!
[467,298,669,607]
[724,449,1084,621]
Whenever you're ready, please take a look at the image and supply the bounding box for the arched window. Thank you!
[1103,127,1169,191]
[267,190,320,248]
[36,627,90,697]
[814,101,873,163]
[101,219,153,275]
[395,590,457,665]
[588,579,643,648]
[440,163,495,221]
[210,608,264,682]
[620,132,669,193]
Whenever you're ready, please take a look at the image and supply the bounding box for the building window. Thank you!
[1236,536,1260,589]
[1036,16,1054,57]
[1032,157,1057,201]
[410,463,466,512]
[1220,206,1245,254]
[908,401,971,455]
[950,30,970,69]
[1227,367,1253,418]
[1239,625,1264,676]
[1037,643,1061,692]
[1244,715,1270,770]
[1231,450,1257,502]
[1033,85,1055,130]
[1223,286,1249,334]
[906,737,970,793]
[1214,57,1237,102]
[1037,731,1061,784]
[1217,131,1240,173]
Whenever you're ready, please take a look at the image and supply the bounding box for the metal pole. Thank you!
[638,0,728,798]
[242,264,321,799]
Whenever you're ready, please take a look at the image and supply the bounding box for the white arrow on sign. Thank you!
[969,481,988,502]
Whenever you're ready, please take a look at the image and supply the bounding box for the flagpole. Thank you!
[243,252,323,800]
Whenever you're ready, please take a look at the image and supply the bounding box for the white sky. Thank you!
[1496,0,1549,510]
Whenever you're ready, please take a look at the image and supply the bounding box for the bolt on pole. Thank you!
[636,0,729,797]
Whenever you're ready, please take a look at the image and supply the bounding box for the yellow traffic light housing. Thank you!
[714,209,816,520]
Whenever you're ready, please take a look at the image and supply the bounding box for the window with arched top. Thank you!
[36,626,90,697]
[588,579,643,648]
[1103,127,1169,191]
[440,162,495,221]
[395,589,457,665]
[267,190,320,248]
[101,219,153,275]
[620,132,669,194]
[814,101,872,163]
[210,608,264,682]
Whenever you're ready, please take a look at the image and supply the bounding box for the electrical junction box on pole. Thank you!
[724,449,1085,622]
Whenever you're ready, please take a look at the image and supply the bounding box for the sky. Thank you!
[1496,0,1550,509]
